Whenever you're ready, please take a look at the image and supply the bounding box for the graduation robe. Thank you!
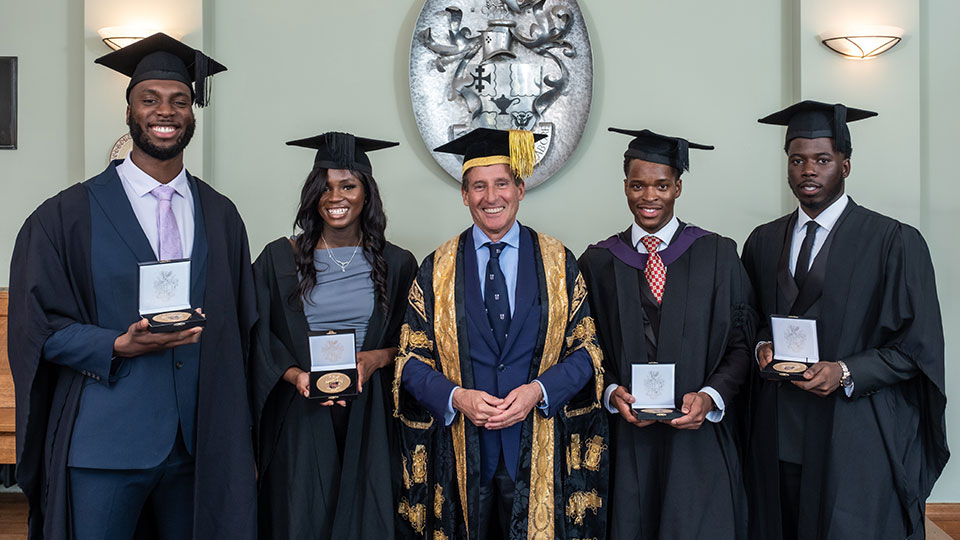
[392,226,608,540]
[8,163,258,540]
[741,199,948,540]
[251,237,417,540]
[578,225,756,540]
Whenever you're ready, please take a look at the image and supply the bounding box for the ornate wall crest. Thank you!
[410,0,593,189]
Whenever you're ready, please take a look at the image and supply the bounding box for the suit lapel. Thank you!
[501,227,536,357]
[86,163,156,263]
[462,231,500,353]
[790,201,855,316]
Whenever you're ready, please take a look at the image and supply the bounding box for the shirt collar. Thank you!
[631,216,680,252]
[473,220,521,251]
[796,194,848,234]
[117,153,188,199]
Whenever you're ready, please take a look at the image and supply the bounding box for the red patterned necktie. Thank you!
[641,235,665,303]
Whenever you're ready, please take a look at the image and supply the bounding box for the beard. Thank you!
[127,116,196,161]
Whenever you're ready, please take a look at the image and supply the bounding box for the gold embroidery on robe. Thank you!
[565,490,603,526]
[412,444,428,484]
[398,498,427,534]
[432,236,470,536]
[527,232,568,540]
[401,455,412,490]
[394,325,437,430]
[433,531,449,540]
[584,435,607,472]
[569,272,588,323]
[434,484,444,519]
[569,433,582,471]
[409,279,427,321]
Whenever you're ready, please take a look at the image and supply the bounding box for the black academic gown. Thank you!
[579,226,755,540]
[251,237,417,540]
[8,164,258,540]
[741,199,948,540]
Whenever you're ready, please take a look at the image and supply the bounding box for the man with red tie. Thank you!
[578,128,756,540]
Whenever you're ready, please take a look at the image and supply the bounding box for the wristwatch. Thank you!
[837,360,853,391]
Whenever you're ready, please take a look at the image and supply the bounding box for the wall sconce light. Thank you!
[97,27,183,50]
[820,26,903,59]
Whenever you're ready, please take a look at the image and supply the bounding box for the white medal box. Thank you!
[631,363,682,420]
[762,315,819,380]
[307,329,358,400]
[138,259,205,333]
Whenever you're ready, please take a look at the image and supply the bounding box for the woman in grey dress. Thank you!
[251,132,417,540]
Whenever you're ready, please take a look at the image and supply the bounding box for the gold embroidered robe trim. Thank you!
[431,236,470,537]
[409,279,427,321]
[526,232,568,540]
[394,324,436,430]
[565,490,603,526]
[562,317,605,416]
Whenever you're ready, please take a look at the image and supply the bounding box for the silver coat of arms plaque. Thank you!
[410,0,594,189]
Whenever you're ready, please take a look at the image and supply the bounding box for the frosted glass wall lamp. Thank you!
[97,27,183,50]
[820,26,903,59]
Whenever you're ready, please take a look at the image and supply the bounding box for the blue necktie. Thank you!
[484,242,511,350]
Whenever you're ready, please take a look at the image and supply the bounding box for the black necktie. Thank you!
[484,242,511,350]
[794,221,819,287]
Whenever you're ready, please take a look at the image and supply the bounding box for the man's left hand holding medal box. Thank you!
[308,329,359,401]
[138,259,206,333]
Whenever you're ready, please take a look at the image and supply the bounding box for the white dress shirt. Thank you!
[116,153,195,260]
[604,216,725,422]
[790,194,848,276]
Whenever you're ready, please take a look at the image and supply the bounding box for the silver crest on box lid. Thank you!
[410,0,593,189]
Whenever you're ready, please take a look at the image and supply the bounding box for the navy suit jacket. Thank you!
[402,225,594,483]
[41,164,206,469]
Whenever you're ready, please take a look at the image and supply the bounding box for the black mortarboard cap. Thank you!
[757,100,877,157]
[609,128,714,173]
[94,32,227,108]
[286,132,399,175]
[433,128,546,180]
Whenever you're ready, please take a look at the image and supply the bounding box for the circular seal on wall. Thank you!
[410,0,593,189]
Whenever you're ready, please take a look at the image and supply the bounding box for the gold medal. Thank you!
[639,408,674,416]
[772,361,808,374]
[316,372,351,394]
[153,311,191,323]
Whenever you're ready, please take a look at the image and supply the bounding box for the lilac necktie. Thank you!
[151,184,183,260]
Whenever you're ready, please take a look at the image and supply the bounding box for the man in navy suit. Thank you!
[8,34,256,540]
[394,128,608,539]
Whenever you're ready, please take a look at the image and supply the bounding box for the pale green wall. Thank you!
[1,0,958,501]
[0,0,84,286]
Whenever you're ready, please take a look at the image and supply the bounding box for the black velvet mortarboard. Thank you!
[609,128,714,173]
[94,33,227,108]
[286,132,399,176]
[757,100,877,157]
[433,128,546,179]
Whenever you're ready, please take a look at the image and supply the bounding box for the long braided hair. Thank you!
[292,166,389,314]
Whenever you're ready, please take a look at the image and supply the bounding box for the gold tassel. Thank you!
[508,129,536,180]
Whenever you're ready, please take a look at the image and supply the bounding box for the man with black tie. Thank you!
[393,128,608,539]
[8,34,257,539]
[742,101,948,540]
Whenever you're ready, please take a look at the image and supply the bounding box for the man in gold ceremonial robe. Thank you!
[394,128,609,539]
